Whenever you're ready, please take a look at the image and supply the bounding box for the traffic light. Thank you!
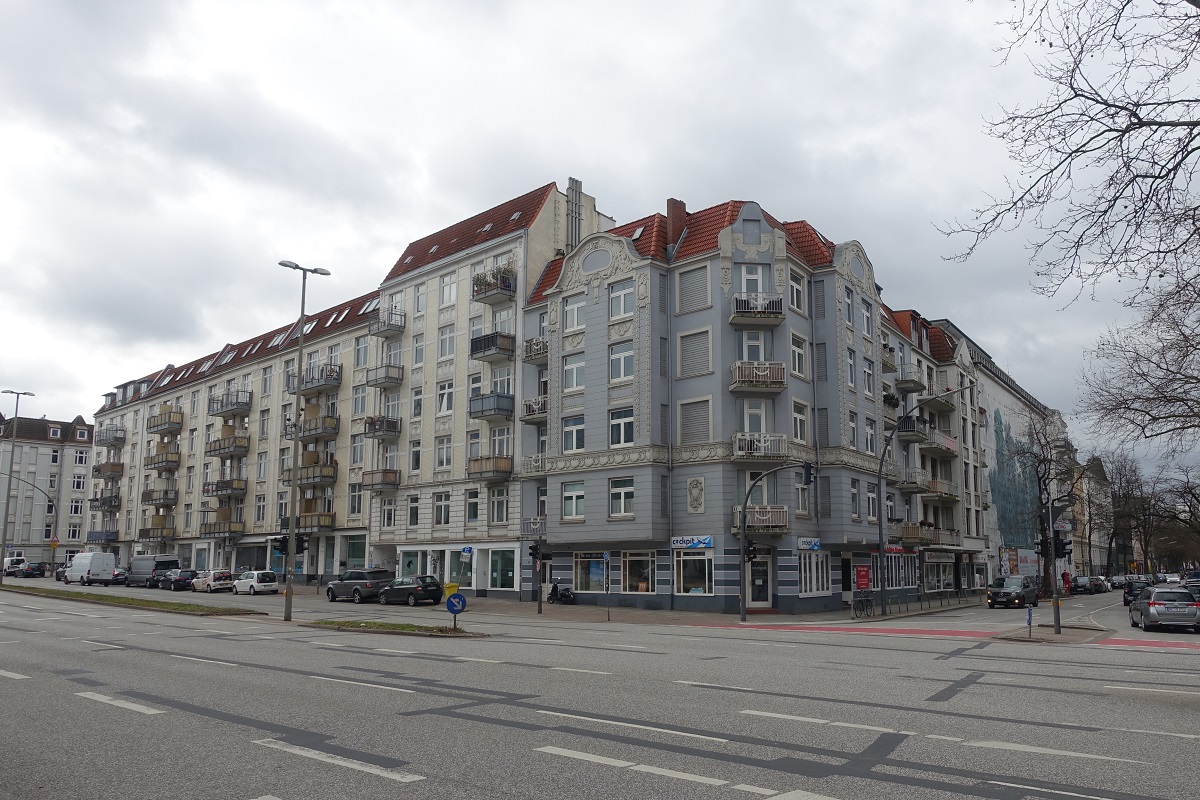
[1033,539,1046,557]
[1062,538,1073,558]
[744,542,758,562]
[1053,534,1067,559]
[802,462,814,485]
[272,536,288,555]
[294,534,308,555]
[529,542,541,561]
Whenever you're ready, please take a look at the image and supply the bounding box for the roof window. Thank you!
[269,333,286,347]
[510,212,521,221]
[336,308,349,323]
[218,352,235,365]
[359,298,380,315]
[429,245,438,254]
[631,225,645,239]
[479,223,492,233]
[198,359,214,373]
[404,256,413,264]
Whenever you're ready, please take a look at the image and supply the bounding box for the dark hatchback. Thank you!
[1070,575,1094,595]
[988,575,1039,608]
[379,575,445,606]
[1124,579,1152,606]
[159,569,199,591]
[17,562,46,578]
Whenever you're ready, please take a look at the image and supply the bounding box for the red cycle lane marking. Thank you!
[1096,637,1200,650]
[701,625,995,638]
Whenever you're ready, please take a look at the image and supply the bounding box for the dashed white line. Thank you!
[81,640,123,649]
[964,741,1144,763]
[310,676,415,693]
[772,791,844,800]
[0,640,20,644]
[926,734,963,742]
[829,721,896,733]
[1104,685,1200,696]
[535,746,634,767]
[608,644,645,649]
[629,764,726,785]
[171,655,237,667]
[374,648,416,654]
[731,785,777,796]
[456,657,503,663]
[76,692,164,715]
[33,617,64,621]
[988,781,1116,799]
[190,629,233,634]
[252,739,423,782]
[312,642,346,647]
[550,667,612,675]
[0,670,31,680]
[536,710,727,741]
[676,680,759,692]
[742,709,829,725]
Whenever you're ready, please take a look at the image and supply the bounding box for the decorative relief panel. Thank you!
[733,232,772,261]
[436,361,454,380]
[546,445,669,474]
[672,442,734,463]
[609,320,632,339]
[563,332,585,351]
[687,477,705,514]
[558,236,639,295]
[435,416,451,433]
[608,385,634,402]
[819,446,881,474]
[409,421,422,437]
[636,273,649,308]
[438,306,456,326]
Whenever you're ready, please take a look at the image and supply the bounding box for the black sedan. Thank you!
[379,575,445,606]
[158,569,199,591]
[1070,576,1094,595]
[16,562,46,578]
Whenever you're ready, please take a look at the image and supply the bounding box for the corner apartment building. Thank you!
[0,414,93,565]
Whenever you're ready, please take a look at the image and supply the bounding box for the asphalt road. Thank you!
[0,581,1195,800]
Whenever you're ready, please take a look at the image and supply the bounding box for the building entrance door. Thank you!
[747,555,773,607]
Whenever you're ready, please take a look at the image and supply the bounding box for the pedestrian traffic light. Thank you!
[529,542,541,561]
[744,542,758,562]
[272,536,288,555]
[294,534,308,555]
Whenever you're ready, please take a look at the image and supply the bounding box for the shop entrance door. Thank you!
[747,555,773,608]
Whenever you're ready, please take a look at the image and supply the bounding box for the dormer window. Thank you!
[49,427,62,439]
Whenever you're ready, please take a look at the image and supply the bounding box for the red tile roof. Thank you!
[525,214,668,305]
[382,183,558,284]
[927,325,956,363]
[527,256,565,306]
[783,221,836,267]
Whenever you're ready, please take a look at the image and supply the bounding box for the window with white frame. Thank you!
[797,551,830,595]
[255,494,266,523]
[867,483,879,520]
[791,401,808,443]
[622,551,655,593]
[563,353,585,391]
[490,426,511,456]
[789,270,806,312]
[68,523,81,540]
[465,489,479,523]
[382,443,398,469]
[381,497,396,528]
[794,470,811,515]
[609,278,635,319]
[407,495,419,525]
[385,340,402,366]
[674,549,713,594]
[468,373,482,397]
[411,387,423,419]
[609,341,634,382]
[351,434,364,465]
[494,306,514,335]
[863,359,875,396]
[742,330,765,362]
[436,381,454,414]
[257,452,268,480]
[564,294,585,330]
[850,479,860,518]
[352,386,367,417]
[433,492,450,525]
[74,450,88,466]
[435,436,452,469]
[790,332,806,376]
[414,282,426,313]
[409,440,421,471]
[354,336,369,368]
[467,430,481,460]
[848,412,858,449]
[259,409,270,438]
[845,287,854,325]
[864,418,876,454]
[678,266,708,314]
[491,365,512,394]
[440,273,456,306]
[679,330,710,376]
[71,474,85,491]
[563,415,585,452]
[348,484,361,517]
[847,349,856,387]
[562,481,585,519]
[609,478,634,517]
[609,408,634,447]
[412,333,424,365]
[861,299,873,335]
[488,487,507,523]
[384,391,401,418]
[437,325,455,359]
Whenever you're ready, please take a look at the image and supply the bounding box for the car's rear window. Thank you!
[258,572,276,582]
[416,576,440,586]
[213,572,231,580]
[1155,591,1195,603]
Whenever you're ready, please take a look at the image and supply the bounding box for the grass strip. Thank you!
[0,585,263,616]
[306,619,481,635]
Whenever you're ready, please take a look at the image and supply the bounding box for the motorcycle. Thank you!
[546,581,575,604]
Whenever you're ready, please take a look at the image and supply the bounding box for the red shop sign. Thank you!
[854,564,872,590]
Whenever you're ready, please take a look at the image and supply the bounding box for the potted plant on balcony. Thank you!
[882,392,901,409]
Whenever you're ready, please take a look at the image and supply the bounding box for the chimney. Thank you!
[666,198,686,248]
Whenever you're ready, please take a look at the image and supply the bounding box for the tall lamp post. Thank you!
[279,260,330,622]
[0,390,34,587]
[739,461,810,622]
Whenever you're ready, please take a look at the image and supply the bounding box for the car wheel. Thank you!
[272,590,278,594]
[1032,595,1039,607]
[352,590,363,604]
[249,586,257,595]
[379,593,389,605]
[232,586,239,594]
[1130,614,1139,628]
[406,593,417,607]
[327,589,336,602]
[987,602,995,609]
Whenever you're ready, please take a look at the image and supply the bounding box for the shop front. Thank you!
[386,543,520,599]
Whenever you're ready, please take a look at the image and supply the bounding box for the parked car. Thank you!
[1123,579,1152,606]
[191,570,234,593]
[326,568,394,604]
[1164,573,1182,584]
[1129,586,1200,631]
[1109,575,1128,590]
[55,563,68,581]
[16,562,45,578]
[987,575,1039,608]
[1070,576,1094,595]
[1089,576,1110,593]
[111,567,127,585]
[159,569,199,591]
[379,575,445,606]
[3,556,27,576]
[233,570,278,595]
[129,554,181,588]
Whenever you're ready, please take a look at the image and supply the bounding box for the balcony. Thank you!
[472,266,517,304]
[928,528,963,548]
[92,462,124,480]
[470,331,516,363]
[288,363,343,396]
[961,531,987,552]
[520,394,548,422]
[365,364,404,389]
[296,415,341,442]
[920,430,959,458]
[899,523,931,545]
[895,468,930,493]
[282,464,338,487]
[137,527,175,541]
[361,469,402,491]
[894,363,925,393]
[298,512,335,533]
[976,446,989,467]
[523,336,549,365]
[88,493,121,512]
[733,505,790,534]
[731,432,788,462]
[468,392,515,422]
[367,308,407,339]
[882,404,898,430]
[204,434,250,458]
[729,361,787,393]
[200,521,245,537]
[729,292,785,327]
[521,517,548,537]
[980,488,991,510]
[522,453,547,474]
[208,390,253,417]
[145,446,181,472]
[894,417,929,445]
[363,416,403,440]
[925,479,960,500]
[202,479,247,499]
[919,380,958,413]
[146,410,184,434]
[86,529,119,543]
[95,427,126,447]
[141,488,178,507]
[467,455,514,482]
[881,346,897,374]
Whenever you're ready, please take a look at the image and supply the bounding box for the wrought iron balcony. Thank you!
[731,432,788,461]
[200,521,245,537]
[729,292,785,327]
[895,468,931,493]
[469,331,516,363]
[363,416,403,440]
[287,363,343,396]
[282,464,338,487]
[729,361,787,393]
[295,415,340,442]
[520,394,548,422]
[204,435,250,457]
[202,479,247,498]
[468,392,515,421]
[361,469,402,491]
[86,529,119,543]
[92,461,124,480]
[882,404,898,429]
[365,364,404,389]
[894,416,929,445]
[523,336,549,364]
[472,266,517,304]
[208,390,253,417]
[88,493,121,512]
[145,446,181,472]
[141,488,178,507]
[733,505,790,534]
[894,363,926,393]
[467,455,513,482]
[521,516,547,536]
[146,410,184,434]
[367,308,407,339]
[137,527,176,541]
[95,426,127,447]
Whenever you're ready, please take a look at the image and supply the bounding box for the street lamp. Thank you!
[0,390,35,587]
[279,260,331,622]
[739,461,809,622]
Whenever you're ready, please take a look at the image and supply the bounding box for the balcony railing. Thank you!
[731,432,788,461]
[729,292,785,326]
[882,405,898,429]
[145,447,181,471]
[895,468,930,492]
[925,478,960,499]
[522,453,547,474]
[88,493,121,512]
[367,308,407,339]
[92,462,124,480]
[472,266,517,304]
[920,430,959,457]
[733,505,790,533]
[521,516,547,536]
[141,488,178,507]
[468,392,515,421]
[95,427,127,447]
[729,361,787,393]
[146,410,184,434]
[881,346,897,374]
[469,331,516,363]
[363,416,403,440]
[895,363,925,393]
[929,528,963,547]
[523,337,549,364]
[287,363,343,396]
[204,434,250,457]
[361,469,402,491]
[137,527,176,541]
[365,364,404,389]
[282,464,338,487]
[208,390,253,417]
[86,529,119,543]
[298,512,335,532]
[919,381,958,412]
[467,455,514,482]
[200,521,245,537]
[895,416,929,444]
[899,522,931,545]
[980,488,991,509]
[521,394,548,421]
[202,479,247,498]
[296,415,340,442]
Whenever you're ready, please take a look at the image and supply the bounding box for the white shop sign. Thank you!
[797,538,822,551]
[671,535,712,549]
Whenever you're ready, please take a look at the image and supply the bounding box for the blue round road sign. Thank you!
[446,592,467,615]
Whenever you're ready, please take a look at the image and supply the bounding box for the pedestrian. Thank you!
[1061,570,1071,596]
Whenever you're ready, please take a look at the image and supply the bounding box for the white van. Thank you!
[3,556,27,576]
[64,552,117,586]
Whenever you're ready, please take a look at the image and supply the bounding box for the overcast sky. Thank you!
[0,0,1132,454]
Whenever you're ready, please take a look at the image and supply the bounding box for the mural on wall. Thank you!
[989,408,1041,549]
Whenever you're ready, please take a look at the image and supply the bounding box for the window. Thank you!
[71,474,85,491]
[489,487,507,523]
[436,381,454,414]
[254,494,266,524]
[489,549,515,589]
[408,495,419,526]
[69,499,84,515]
[573,552,607,592]
[437,325,455,359]
[259,409,270,438]
[795,471,811,515]
[867,483,879,520]
[381,497,396,528]
[609,278,635,318]
[850,479,861,518]
[679,399,710,445]
[861,299,874,335]
[791,401,808,443]
[609,341,634,382]
[414,282,426,313]
[847,349,856,387]
[382,443,399,469]
[562,481,585,519]
[469,315,483,340]
[77,429,88,441]
[491,365,512,394]
[678,266,708,313]
[412,333,424,365]
[434,492,450,525]
[74,450,88,466]
[863,359,875,396]
[845,287,854,325]
[411,387,423,419]
[68,523,81,540]
[848,412,858,449]
[409,440,421,471]
[490,426,511,456]
[279,447,291,474]
[609,408,634,447]
[256,451,268,480]
[469,373,482,396]
[465,489,479,523]
[467,430,481,460]
[48,474,57,490]
[679,330,710,376]
[622,551,655,593]
[277,492,289,523]
[50,448,59,465]
[384,340,402,366]
[790,333,806,376]
[440,273,456,306]
[435,436,452,469]
[346,483,361,517]
[674,549,713,594]
[798,551,830,596]
[564,294,585,330]
[351,434,364,465]
[49,427,62,439]
[494,306,514,335]
[352,386,367,416]
[563,354,585,391]
[609,478,634,517]
[864,418,876,454]
[354,335,369,368]
[563,416,585,452]
[789,271,806,312]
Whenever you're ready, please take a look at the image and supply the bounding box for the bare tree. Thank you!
[1159,465,1200,552]
[1103,449,1143,572]
[1076,457,1114,575]
[944,1,1200,300]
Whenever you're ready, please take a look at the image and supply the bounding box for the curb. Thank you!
[298,622,488,638]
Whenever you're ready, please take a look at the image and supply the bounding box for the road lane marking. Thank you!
[81,641,123,649]
[374,648,417,654]
[550,667,613,675]
[519,637,563,642]
[190,629,233,634]
[629,764,726,785]
[1112,727,1200,739]
[0,670,31,679]
[456,657,504,663]
[76,692,164,714]
[772,791,845,800]
[252,739,423,782]
[1104,685,1200,696]
[171,655,237,667]
[676,680,759,692]
[988,781,1116,799]
[310,676,415,693]
[138,632,162,636]
[312,642,346,647]
[926,735,963,741]
[742,709,829,725]
[608,644,645,649]
[964,740,1144,763]
[829,721,896,733]
[731,786,777,795]
[536,710,727,741]
[535,746,634,767]
[33,617,64,621]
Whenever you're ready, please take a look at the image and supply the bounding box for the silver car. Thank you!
[1129,587,1200,631]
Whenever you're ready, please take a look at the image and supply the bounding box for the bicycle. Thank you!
[852,589,874,619]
